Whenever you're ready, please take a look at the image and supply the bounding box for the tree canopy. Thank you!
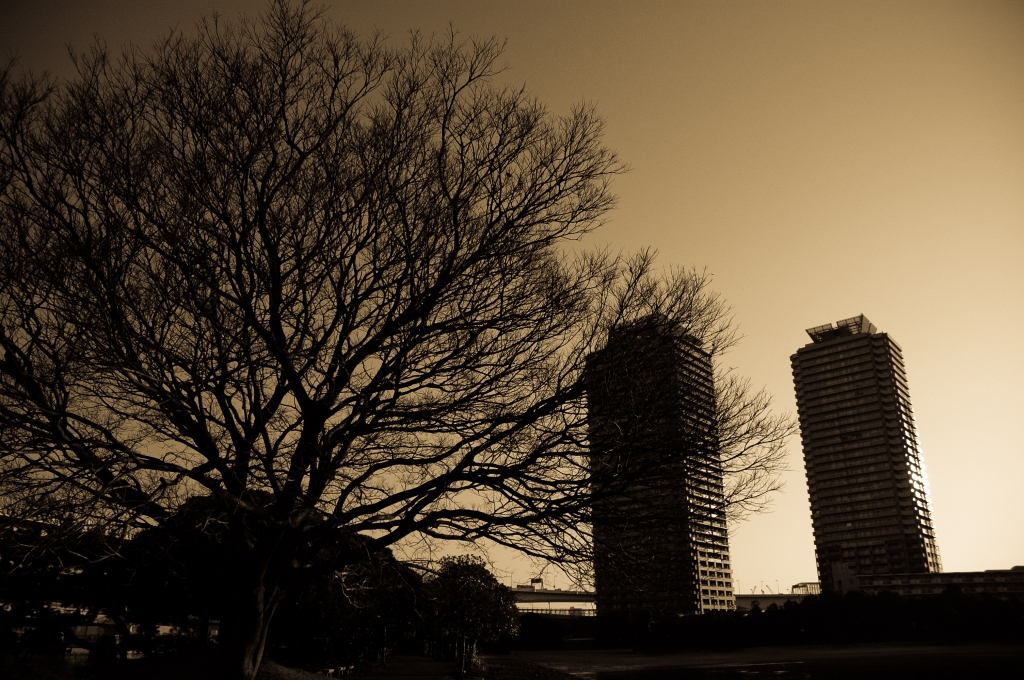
[425,555,518,677]
[0,2,792,677]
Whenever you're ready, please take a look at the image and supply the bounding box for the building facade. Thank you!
[852,566,1024,597]
[791,315,941,592]
[586,316,734,615]
[791,581,822,595]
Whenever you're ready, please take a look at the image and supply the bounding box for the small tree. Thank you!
[268,551,422,671]
[425,556,518,677]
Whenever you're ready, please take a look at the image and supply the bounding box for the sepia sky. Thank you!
[3,0,1022,593]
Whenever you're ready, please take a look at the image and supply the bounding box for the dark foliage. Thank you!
[112,498,233,639]
[1,500,405,667]
[504,590,1024,653]
[424,556,519,676]
[267,552,423,670]
[0,518,142,664]
[511,613,598,652]
[630,589,1024,651]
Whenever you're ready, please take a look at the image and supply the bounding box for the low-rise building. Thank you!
[851,566,1024,597]
[791,581,821,595]
[734,582,820,611]
[734,593,800,611]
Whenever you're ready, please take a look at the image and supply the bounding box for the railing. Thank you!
[512,588,596,603]
[517,608,597,617]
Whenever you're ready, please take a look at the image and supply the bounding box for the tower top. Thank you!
[605,313,709,356]
[805,314,877,343]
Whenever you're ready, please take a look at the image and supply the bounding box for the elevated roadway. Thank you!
[512,587,596,604]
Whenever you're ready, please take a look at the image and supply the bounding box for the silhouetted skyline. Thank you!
[2,0,1021,592]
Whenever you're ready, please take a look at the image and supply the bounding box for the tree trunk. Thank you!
[223,611,272,679]
[219,555,289,680]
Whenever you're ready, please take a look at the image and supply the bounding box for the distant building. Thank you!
[734,582,820,611]
[791,315,941,592]
[734,593,799,611]
[586,316,733,615]
[736,570,1024,609]
[851,566,1024,597]
[791,581,821,595]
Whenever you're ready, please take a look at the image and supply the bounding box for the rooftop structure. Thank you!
[804,315,877,343]
[791,581,822,595]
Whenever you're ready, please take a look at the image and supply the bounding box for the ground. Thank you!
[481,655,578,680]
[498,643,1024,679]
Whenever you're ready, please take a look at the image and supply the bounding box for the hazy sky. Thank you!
[3,0,1022,593]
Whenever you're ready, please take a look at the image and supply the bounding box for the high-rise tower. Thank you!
[791,314,941,592]
[586,316,734,615]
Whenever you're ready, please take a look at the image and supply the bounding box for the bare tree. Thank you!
[0,2,791,677]
[716,371,793,523]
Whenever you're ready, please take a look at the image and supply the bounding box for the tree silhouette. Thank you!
[0,1,791,677]
[268,549,422,671]
[425,555,518,677]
